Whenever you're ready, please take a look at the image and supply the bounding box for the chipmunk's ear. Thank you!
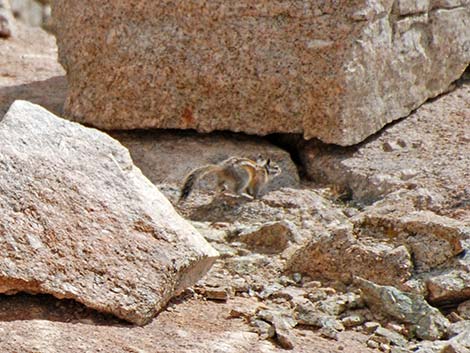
[255,155,265,164]
[258,158,270,168]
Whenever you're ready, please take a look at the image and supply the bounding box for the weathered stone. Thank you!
[319,326,340,341]
[355,210,470,272]
[457,299,470,320]
[257,309,297,350]
[111,131,299,200]
[249,318,275,340]
[367,339,380,349]
[235,221,297,254]
[447,320,470,338]
[446,325,470,350]
[440,342,468,353]
[413,341,448,353]
[185,188,351,251]
[355,277,449,340]
[287,227,413,286]
[299,79,470,213]
[0,21,66,119]
[391,348,413,353]
[197,286,231,302]
[341,314,366,328]
[52,0,470,146]
[426,269,470,304]
[364,321,381,333]
[0,100,218,325]
[372,327,408,347]
[295,300,345,332]
[315,292,364,316]
[257,282,284,300]
[229,302,260,320]
[269,286,306,302]
[225,253,272,278]
[190,221,230,244]
[0,0,14,38]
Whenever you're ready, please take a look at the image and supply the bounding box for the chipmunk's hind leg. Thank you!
[234,179,254,200]
[247,183,262,199]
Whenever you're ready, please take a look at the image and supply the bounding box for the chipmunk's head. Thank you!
[258,157,282,177]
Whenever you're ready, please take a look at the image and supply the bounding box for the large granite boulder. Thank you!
[0,100,218,325]
[51,1,470,145]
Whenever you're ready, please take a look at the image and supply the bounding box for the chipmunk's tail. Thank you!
[179,165,218,202]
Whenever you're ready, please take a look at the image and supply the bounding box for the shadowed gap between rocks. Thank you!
[0,75,66,117]
[0,292,128,326]
[0,289,200,327]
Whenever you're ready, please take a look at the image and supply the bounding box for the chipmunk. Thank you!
[179,156,282,202]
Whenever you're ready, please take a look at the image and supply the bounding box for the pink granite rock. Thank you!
[51,1,470,145]
[0,100,218,325]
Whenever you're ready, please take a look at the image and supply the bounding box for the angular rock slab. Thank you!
[51,0,470,145]
[0,100,218,325]
[355,277,449,341]
[299,80,470,206]
[355,210,470,272]
[286,227,413,286]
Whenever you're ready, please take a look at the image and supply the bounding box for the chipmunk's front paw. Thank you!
[240,193,254,200]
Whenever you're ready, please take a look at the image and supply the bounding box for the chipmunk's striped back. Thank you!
[178,156,281,202]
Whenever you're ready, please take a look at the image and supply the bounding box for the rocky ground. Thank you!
[1,17,469,353]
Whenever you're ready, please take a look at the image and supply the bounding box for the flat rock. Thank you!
[51,1,470,145]
[184,188,350,242]
[370,326,408,347]
[354,210,470,272]
[299,78,470,212]
[0,100,218,325]
[235,221,297,254]
[287,226,413,286]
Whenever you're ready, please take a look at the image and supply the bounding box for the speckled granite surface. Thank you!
[52,1,470,145]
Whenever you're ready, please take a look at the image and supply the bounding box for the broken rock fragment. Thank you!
[355,277,449,341]
[0,0,14,38]
[355,210,470,272]
[426,268,470,305]
[0,100,218,325]
[287,227,412,286]
[235,221,298,254]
